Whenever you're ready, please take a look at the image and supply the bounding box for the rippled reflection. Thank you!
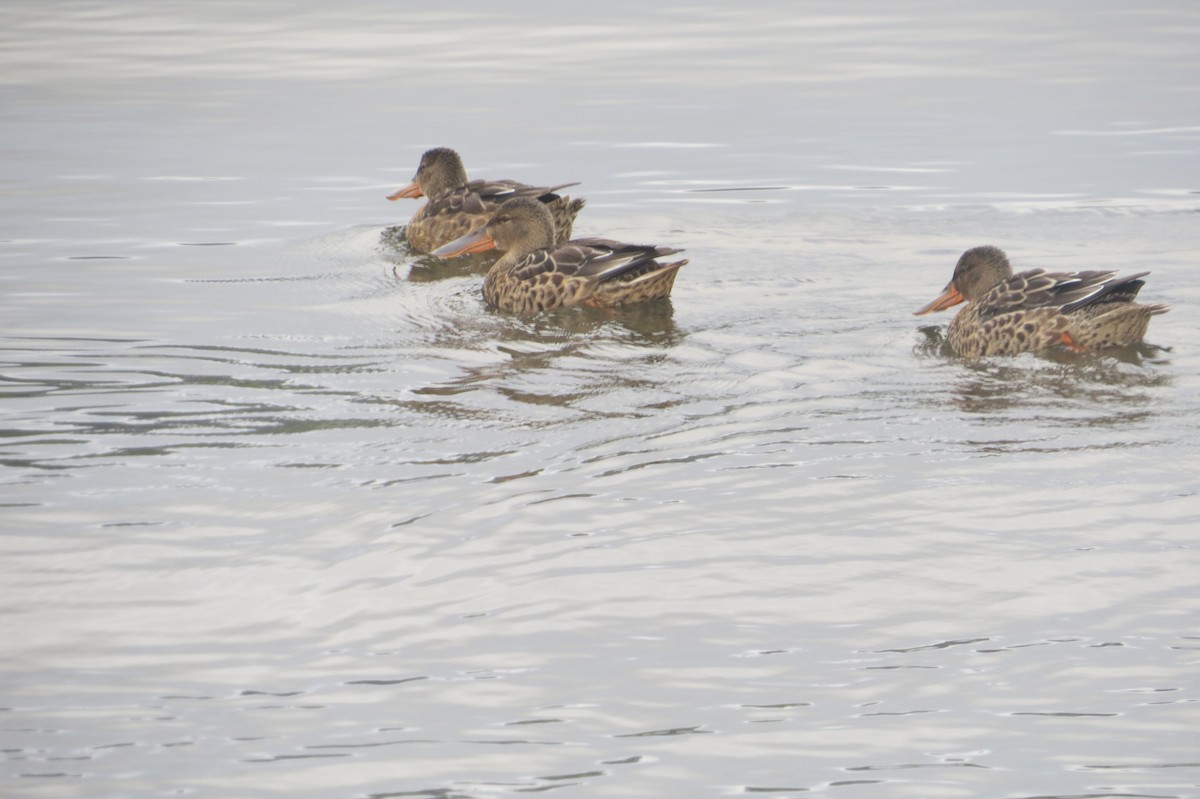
[914,325,1176,420]
[3,2,1200,798]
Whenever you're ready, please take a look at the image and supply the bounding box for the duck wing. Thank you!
[424,180,582,219]
[511,238,682,283]
[977,268,1140,320]
[464,179,581,203]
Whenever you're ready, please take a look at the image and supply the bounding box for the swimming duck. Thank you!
[432,197,687,314]
[385,147,585,254]
[914,245,1169,357]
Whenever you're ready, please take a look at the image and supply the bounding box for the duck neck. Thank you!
[487,248,525,278]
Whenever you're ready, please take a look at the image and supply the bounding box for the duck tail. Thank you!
[1060,271,1150,313]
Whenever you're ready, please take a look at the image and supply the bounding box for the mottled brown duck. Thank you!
[385,147,584,254]
[914,245,1168,357]
[432,197,687,314]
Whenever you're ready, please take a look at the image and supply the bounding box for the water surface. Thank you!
[2,2,1199,798]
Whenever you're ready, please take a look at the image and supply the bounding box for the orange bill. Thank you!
[431,226,496,258]
[386,182,423,201]
[913,284,965,316]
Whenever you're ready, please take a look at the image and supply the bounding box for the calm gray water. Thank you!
[3,2,1199,798]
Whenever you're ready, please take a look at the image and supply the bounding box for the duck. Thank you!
[385,147,585,254]
[914,245,1169,357]
[431,197,687,314]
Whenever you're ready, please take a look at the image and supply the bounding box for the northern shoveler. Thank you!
[914,245,1169,357]
[385,147,585,254]
[431,197,687,314]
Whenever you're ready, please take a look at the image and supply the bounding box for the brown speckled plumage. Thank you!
[914,245,1169,357]
[432,197,687,314]
[383,147,584,254]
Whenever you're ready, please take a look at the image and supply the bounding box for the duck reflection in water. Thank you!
[915,323,1172,419]
[406,301,686,417]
